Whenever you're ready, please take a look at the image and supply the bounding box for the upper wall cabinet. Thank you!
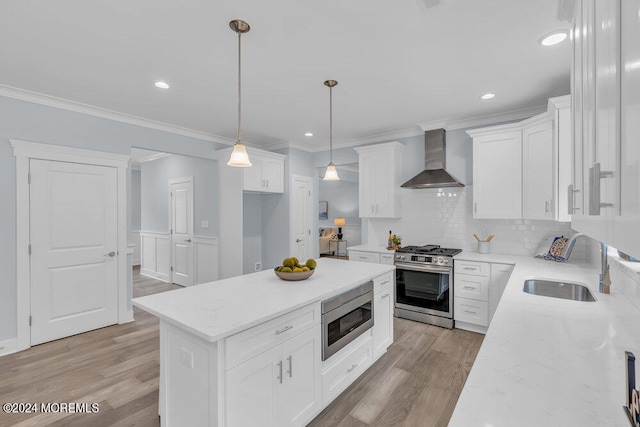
[354,142,404,218]
[467,96,571,221]
[243,149,286,194]
[572,0,640,258]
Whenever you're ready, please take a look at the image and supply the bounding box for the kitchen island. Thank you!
[132,258,395,427]
[449,254,640,427]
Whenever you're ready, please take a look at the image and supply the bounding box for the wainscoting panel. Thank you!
[131,230,141,266]
[140,232,218,285]
[140,232,170,282]
[194,236,219,284]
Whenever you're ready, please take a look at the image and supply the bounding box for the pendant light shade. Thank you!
[323,80,340,181]
[227,20,252,167]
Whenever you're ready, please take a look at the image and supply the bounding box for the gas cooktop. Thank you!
[395,245,462,257]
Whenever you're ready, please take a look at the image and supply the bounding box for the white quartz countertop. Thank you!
[347,244,395,254]
[448,254,640,427]
[132,258,394,343]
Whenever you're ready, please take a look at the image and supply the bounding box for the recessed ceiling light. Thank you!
[539,30,568,46]
[480,93,495,100]
[305,132,313,137]
[154,81,170,89]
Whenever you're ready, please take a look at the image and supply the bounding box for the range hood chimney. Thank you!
[401,128,464,188]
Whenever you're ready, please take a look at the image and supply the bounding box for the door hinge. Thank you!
[29,316,32,326]
[27,173,31,184]
[308,190,311,196]
[171,266,174,272]
[28,244,31,255]
[171,229,173,234]
[170,192,173,197]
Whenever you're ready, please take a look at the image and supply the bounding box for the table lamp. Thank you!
[334,218,346,240]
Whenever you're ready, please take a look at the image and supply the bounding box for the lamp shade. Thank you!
[227,141,252,167]
[334,218,346,227]
[323,162,340,180]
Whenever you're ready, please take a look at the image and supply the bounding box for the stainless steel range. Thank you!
[394,245,462,328]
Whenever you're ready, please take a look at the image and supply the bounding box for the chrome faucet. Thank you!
[564,233,611,293]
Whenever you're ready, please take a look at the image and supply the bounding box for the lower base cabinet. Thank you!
[226,325,321,427]
[373,274,393,359]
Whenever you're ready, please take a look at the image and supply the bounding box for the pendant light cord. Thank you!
[329,84,333,163]
[237,31,242,143]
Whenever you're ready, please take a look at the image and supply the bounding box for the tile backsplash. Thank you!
[366,185,584,257]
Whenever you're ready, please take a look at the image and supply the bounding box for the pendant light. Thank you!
[227,20,252,167]
[323,80,340,181]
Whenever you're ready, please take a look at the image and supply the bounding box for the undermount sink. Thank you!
[523,279,596,302]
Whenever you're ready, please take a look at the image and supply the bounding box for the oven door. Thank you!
[395,263,452,318]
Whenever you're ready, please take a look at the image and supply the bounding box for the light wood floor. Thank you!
[0,268,483,427]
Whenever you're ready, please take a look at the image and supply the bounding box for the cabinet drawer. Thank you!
[225,302,320,370]
[348,251,380,264]
[455,274,489,301]
[455,260,489,277]
[454,298,488,326]
[373,272,393,293]
[380,253,394,265]
[321,332,372,406]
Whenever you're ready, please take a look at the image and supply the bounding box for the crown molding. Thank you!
[0,84,235,146]
[418,105,548,132]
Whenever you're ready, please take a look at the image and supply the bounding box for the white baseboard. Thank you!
[119,310,135,324]
[0,338,18,357]
[140,269,170,283]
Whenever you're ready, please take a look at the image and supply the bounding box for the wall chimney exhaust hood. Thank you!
[401,128,464,188]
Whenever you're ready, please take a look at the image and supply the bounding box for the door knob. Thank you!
[185,239,191,242]
[106,251,116,257]
[296,239,302,243]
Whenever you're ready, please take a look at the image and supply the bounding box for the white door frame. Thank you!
[289,175,313,260]
[11,139,130,352]
[168,176,194,286]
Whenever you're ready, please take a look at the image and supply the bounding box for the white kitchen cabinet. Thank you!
[614,0,640,258]
[469,129,522,219]
[226,324,321,427]
[548,96,573,222]
[454,260,514,333]
[354,142,404,218]
[347,249,395,266]
[372,272,393,359]
[489,263,514,323]
[243,150,285,193]
[571,0,640,259]
[522,118,554,220]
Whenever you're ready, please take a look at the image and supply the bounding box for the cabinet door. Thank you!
[571,0,585,218]
[348,251,380,264]
[615,0,640,258]
[473,131,522,219]
[226,345,281,427]
[557,105,574,222]
[489,263,514,324]
[522,121,554,220]
[243,156,264,192]
[359,152,377,217]
[263,157,284,193]
[280,325,321,427]
[373,287,393,359]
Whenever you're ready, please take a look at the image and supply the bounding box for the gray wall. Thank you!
[141,154,219,237]
[131,170,142,230]
[0,95,222,342]
[243,193,263,274]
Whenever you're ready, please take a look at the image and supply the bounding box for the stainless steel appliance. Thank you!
[321,281,374,360]
[394,245,461,328]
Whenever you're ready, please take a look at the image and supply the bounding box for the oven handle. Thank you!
[395,262,451,274]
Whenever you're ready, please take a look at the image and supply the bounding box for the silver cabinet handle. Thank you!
[589,163,614,215]
[474,202,478,214]
[380,279,390,285]
[287,355,292,378]
[382,293,391,298]
[463,267,476,271]
[464,310,477,314]
[347,363,358,373]
[275,325,293,335]
[568,184,581,214]
[105,251,116,257]
[463,286,475,289]
[277,361,283,383]
[545,200,550,214]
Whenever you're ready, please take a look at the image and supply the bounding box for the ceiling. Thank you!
[0,0,572,151]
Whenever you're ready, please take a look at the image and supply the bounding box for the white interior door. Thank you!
[170,178,193,286]
[30,159,118,345]
[290,176,313,262]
